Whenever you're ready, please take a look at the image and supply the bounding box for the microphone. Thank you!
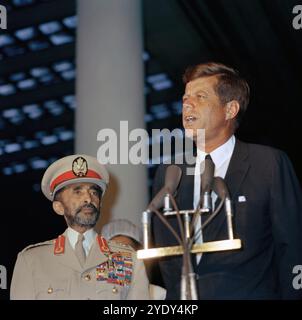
[212,176,230,199]
[142,165,182,249]
[212,177,234,239]
[200,155,215,212]
[148,165,182,211]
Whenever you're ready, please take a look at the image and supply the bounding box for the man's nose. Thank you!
[183,102,193,112]
[83,191,92,203]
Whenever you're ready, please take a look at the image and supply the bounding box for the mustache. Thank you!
[76,203,98,214]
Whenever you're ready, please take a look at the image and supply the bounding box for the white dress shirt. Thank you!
[194,135,236,263]
[67,227,97,257]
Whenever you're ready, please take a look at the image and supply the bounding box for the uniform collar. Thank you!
[55,229,108,272]
[67,227,97,253]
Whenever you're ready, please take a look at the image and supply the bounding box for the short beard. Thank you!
[64,203,100,229]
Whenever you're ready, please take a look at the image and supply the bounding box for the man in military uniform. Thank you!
[10,154,150,300]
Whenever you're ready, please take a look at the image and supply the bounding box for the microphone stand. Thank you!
[181,242,198,300]
[168,194,198,300]
[140,169,239,301]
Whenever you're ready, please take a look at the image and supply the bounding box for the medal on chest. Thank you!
[96,236,133,286]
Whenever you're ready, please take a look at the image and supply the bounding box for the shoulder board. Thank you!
[22,239,54,253]
[108,239,134,252]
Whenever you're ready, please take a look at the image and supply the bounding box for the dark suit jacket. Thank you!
[152,140,302,299]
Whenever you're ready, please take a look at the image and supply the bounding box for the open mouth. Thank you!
[184,115,198,123]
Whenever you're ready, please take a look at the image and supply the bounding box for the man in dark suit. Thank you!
[152,62,302,299]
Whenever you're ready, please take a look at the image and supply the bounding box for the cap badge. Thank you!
[72,156,88,177]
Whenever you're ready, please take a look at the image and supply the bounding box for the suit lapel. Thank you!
[224,140,250,200]
[202,140,250,242]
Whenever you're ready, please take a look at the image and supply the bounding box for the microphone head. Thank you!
[147,165,182,211]
[212,176,230,199]
[164,165,182,194]
[201,155,215,192]
[147,188,167,211]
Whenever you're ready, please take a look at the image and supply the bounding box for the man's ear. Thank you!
[225,100,240,120]
[52,201,64,216]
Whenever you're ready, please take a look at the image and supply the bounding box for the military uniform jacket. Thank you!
[10,230,150,300]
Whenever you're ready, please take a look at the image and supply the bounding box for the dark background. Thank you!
[1,0,302,300]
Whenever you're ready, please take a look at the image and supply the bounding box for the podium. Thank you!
[138,239,241,259]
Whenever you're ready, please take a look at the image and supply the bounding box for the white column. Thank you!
[76,0,147,229]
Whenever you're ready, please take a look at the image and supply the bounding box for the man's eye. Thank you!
[74,190,81,194]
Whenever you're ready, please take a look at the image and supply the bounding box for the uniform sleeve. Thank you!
[10,252,35,300]
[126,255,150,300]
[270,151,302,299]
